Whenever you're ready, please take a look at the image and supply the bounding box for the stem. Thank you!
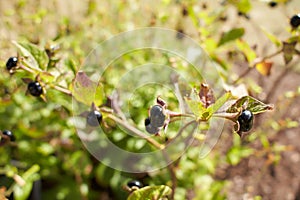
[107,114,164,150]
[52,85,72,96]
[233,49,282,84]
[19,65,36,74]
[162,150,177,200]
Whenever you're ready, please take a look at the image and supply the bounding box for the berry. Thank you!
[268,1,277,7]
[2,130,15,141]
[6,57,18,70]
[86,110,102,127]
[237,110,253,132]
[290,14,300,28]
[150,105,165,127]
[144,117,151,126]
[28,81,43,97]
[145,123,160,134]
[127,180,143,189]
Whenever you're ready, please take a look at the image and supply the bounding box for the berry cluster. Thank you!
[237,110,254,133]
[145,105,166,134]
[6,56,18,71]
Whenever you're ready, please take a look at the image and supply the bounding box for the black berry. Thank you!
[144,117,151,126]
[127,180,143,189]
[268,1,277,7]
[150,105,165,127]
[237,110,253,132]
[28,81,43,97]
[2,130,15,141]
[6,57,18,70]
[290,14,300,28]
[86,110,102,127]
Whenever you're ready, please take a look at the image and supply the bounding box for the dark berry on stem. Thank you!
[86,110,102,127]
[6,57,18,70]
[150,105,165,127]
[28,81,43,97]
[127,180,143,189]
[290,14,300,28]
[268,1,277,8]
[237,110,253,132]
[144,117,151,126]
[2,130,15,141]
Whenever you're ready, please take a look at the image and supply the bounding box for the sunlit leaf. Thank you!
[71,71,104,106]
[218,28,245,46]
[185,98,206,119]
[12,41,49,70]
[207,92,232,119]
[236,39,257,63]
[226,96,274,114]
[260,27,281,47]
[127,185,172,200]
[255,61,273,76]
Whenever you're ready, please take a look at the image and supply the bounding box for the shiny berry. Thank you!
[290,14,300,28]
[268,1,277,7]
[28,81,43,97]
[127,180,143,189]
[86,110,102,127]
[150,105,165,127]
[6,57,18,70]
[2,130,15,141]
[237,110,253,132]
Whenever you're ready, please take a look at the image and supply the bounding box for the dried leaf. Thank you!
[255,61,273,76]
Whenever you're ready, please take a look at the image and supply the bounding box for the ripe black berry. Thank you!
[2,130,15,141]
[127,180,143,189]
[150,105,165,127]
[290,14,300,28]
[86,110,102,127]
[144,117,151,126]
[237,110,253,132]
[6,57,18,70]
[28,81,43,97]
[268,1,277,8]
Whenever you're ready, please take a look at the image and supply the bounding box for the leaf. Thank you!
[127,185,172,200]
[218,28,245,47]
[226,96,274,114]
[260,27,281,47]
[12,41,49,70]
[236,39,257,64]
[255,61,273,76]
[236,0,252,13]
[71,71,104,106]
[39,72,55,83]
[282,41,297,64]
[207,92,232,119]
[185,98,206,119]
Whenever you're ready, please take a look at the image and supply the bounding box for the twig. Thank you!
[52,85,73,96]
[233,49,282,84]
[107,114,164,150]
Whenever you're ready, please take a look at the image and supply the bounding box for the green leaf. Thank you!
[39,72,55,83]
[236,39,257,64]
[127,185,172,200]
[206,92,232,119]
[218,28,245,47]
[185,98,206,119]
[70,71,104,106]
[260,27,281,47]
[226,96,274,114]
[236,0,252,13]
[12,41,49,70]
